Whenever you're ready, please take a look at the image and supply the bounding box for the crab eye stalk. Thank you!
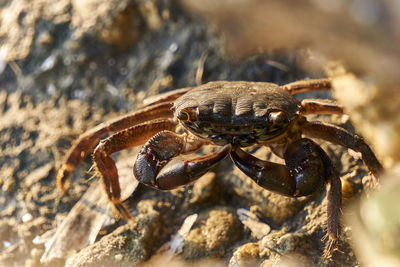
[268,110,289,126]
[177,108,198,122]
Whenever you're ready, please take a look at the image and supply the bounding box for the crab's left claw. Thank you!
[231,138,342,257]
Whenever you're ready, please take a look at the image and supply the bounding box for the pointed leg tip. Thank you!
[56,177,68,195]
[56,165,74,194]
[112,202,134,221]
[322,235,338,259]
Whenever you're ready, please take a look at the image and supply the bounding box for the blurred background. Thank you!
[1,0,399,266]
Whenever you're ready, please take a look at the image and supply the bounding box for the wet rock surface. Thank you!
[0,0,389,266]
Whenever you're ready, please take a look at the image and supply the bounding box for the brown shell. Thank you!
[173,81,300,146]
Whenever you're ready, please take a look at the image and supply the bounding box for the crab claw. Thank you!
[134,130,231,189]
[155,145,231,189]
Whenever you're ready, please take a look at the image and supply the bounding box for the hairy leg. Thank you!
[300,99,344,115]
[302,121,383,177]
[282,78,332,95]
[57,101,174,193]
[143,87,193,106]
[92,119,175,219]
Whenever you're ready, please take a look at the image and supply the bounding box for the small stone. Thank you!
[182,207,241,260]
[114,254,123,261]
[237,208,271,239]
[2,177,16,193]
[21,213,33,223]
[229,243,260,267]
[190,172,216,204]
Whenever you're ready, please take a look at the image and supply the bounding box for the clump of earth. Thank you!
[0,0,387,266]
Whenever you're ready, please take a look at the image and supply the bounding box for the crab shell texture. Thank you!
[174,81,299,146]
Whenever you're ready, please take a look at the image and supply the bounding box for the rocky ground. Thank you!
[0,0,397,266]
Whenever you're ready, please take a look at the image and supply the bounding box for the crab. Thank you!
[57,78,382,255]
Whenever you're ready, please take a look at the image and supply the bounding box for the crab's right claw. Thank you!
[134,130,231,190]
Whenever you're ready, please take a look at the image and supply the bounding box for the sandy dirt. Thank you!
[0,0,390,266]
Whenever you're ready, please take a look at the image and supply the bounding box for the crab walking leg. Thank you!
[299,99,344,115]
[143,87,193,106]
[325,160,342,257]
[286,138,342,256]
[231,139,342,253]
[302,121,383,177]
[92,119,175,219]
[282,78,332,95]
[134,131,231,190]
[57,102,174,193]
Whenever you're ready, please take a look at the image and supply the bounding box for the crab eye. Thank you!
[178,110,189,121]
[177,108,198,122]
[268,111,289,126]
